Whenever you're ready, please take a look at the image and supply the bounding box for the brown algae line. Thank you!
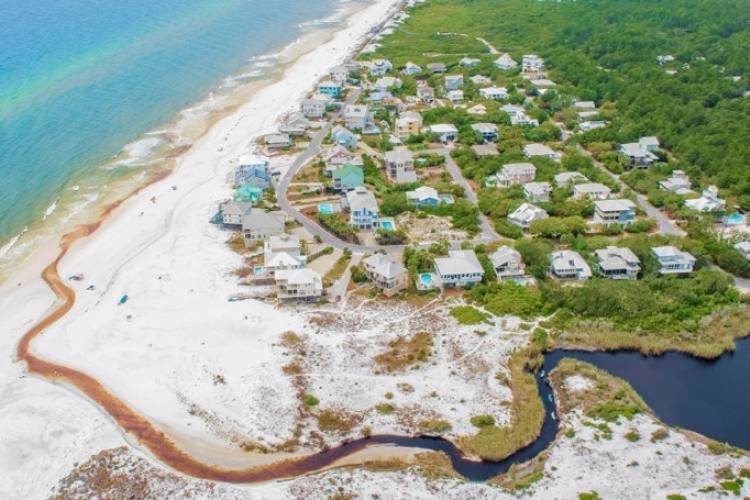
[12,169,397,483]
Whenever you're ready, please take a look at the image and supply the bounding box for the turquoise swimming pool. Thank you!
[380,220,395,231]
[419,273,433,286]
[318,203,334,215]
[725,213,744,225]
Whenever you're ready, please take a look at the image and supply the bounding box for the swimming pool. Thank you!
[318,203,334,215]
[380,220,394,231]
[725,213,745,225]
[419,273,432,285]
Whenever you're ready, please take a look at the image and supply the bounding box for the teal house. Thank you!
[332,164,364,192]
[318,80,342,99]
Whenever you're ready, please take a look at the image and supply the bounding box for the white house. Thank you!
[384,148,417,184]
[445,74,464,90]
[659,170,693,195]
[447,89,464,104]
[530,78,556,89]
[374,76,403,90]
[406,186,439,206]
[554,171,588,187]
[684,186,725,213]
[652,246,696,275]
[434,250,485,288]
[523,182,552,203]
[593,199,636,226]
[573,182,612,200]
[241,209,285,246]
[523,143,557,160]
[580,121,608,132]
[429,124,459,143]
[329,65,349,83]
[595,246,641,280]
[459,57,481,67]
[300,96,328,118]
[479,87,509,100]
[345,186,379,228]
[550,250,592,280]
[264,133,292,149]
[471,122,499,142]
[416,85,435,104]
[639,136,660,152]
[426,62,447,74]
[574,100,597,110]
[470,75,492,85]
[264,234,305,274]
[401,61,422,76]
[344,104,373,131]
[366,58,393,76]
[494,53,518,70]
[508,202,548,229]
[219,200,252,226]
[495,162,536,187]
[363,253,408,297]
[620,139,659,168]
[279,112,310,136]
[275,268,323,301]
[490,246,525,280]
[522,54,544,75]
[510,111,539,127]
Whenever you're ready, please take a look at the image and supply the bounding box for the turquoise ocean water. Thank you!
[0,0,339,255]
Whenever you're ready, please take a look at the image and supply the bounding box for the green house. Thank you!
[235,185,263,203]
[332,164,364,192]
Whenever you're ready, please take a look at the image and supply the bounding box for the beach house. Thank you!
[330,125,358,149]
[479,87,509,100]
[317,80,342,99]
[467,104,487,116]
[384,148,417,184]
[684,186,725,213]
[554,171,588,187]
[550,250,592,280]
[367,58,393,76]
[264,133,292,150]
[300,97,328,118]
[401,62,422,76]
[233,154,270,188]
[573,182,611,200]
[495,162,536,187]
[595,246,641,280]
[345,186,379,229]
[406,186,441,207]
[363,253,408,297]
[509,110,539,127]
[428,124,458,144]
[523,143,557,160]
[329,65,349,83]
[374,76,403,90]
[652,246,696,275]
[508,202,548,229]
[331,164,364,192]
[426,63,446,74]
[459,57,481,67]
[241,209,285,246]
[619,142,658,168]
[434,250,485,288]
[344,105,373,132]
[494,53,518,70]
[264,234,306,275]
[522,54,544,75]
[471,75,492,85]
[490,246,525,281]
[580,121,608,132]
[523,182,552,203]
[444,75,464,91]
[219,200,252,227]
[416,85,435,104]
[593,199,636,226]
[395,111,422,139]
[659,170,693,195]
[275,268,323,301]
[471,123,499,143]
[574,100,597,111]
[279,112,310,136]
[639,136,660,152]
[447,90,464,104]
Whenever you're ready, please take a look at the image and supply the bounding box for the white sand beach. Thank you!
[0,0,403,496]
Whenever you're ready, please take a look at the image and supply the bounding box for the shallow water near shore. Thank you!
[0,0,358,274]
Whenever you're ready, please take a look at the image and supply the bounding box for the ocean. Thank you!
[0,0,345,264]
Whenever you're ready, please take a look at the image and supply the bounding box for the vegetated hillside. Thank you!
[379,0,750,206]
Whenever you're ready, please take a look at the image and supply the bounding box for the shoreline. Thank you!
[3,0,411,487]
[0,0,373,282]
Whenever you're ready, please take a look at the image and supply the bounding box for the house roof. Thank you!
[550,250,592,277]
[265,251,304,269]
[435,250,484,276]
[502,162,536,175]
[555,171,588,186]
[651,246,695,263]
[594,199,636,212]
[620,143,657,159]
[332,164,364,185]
[471,122,498,134]
[524,182,551,194]
[595,246,640,270]
[472,144,499,157]
[346,186,378,212]
[364,253,407,279]
[267,234,299,252]
[407,186,439,202]
[490,246,522,268]
[574,182,611,194]
[523,143,555,157]
[429,124,459,134]
[509,202,548,222]
[385,148,413,163]
[238,154,269,167]
[275,268,322,287]
[241,209,285,230]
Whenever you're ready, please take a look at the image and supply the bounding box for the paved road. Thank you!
[576,145,686,237]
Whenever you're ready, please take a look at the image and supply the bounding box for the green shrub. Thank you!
[470,415,496,428]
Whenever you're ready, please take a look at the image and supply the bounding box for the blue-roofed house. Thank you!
[331,125,358,149]
[233,154,270,189]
